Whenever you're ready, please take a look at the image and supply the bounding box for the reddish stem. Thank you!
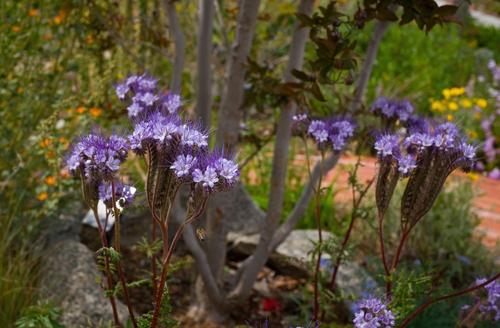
[378,213,390,276]
[398,272,500,328]
[312,153,324,321]
[111,181,138,328]
[91,208,121,327]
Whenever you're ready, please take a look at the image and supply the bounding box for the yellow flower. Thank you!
[448,102,458,111]
[431,100,445,112]
[467,130,478,139]
[44,176,57,186]
[442,89,451,99]
[447,114,454,121]
[476,98,487,109]
[28,9,39,17]
[467,173,480,182]
[39,138,52,148]
[12,25,21,33]
[37,192,48,201]
[89,107,102,117]
[53,15,62,25]
[450,87,465,96]
[460,98,472,108]
[76,106,86,114]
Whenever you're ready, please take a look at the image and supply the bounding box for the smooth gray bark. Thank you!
[196,0,215,127]
[228,0,315,301]
[349,20,390,112]
[165,0,186,94]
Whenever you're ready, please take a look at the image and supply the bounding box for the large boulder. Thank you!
[227,229,379,300]
[39,215,129,327]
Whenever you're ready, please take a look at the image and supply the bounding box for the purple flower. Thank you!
[193,166,219,189]
[178,124,208,148]
[66,133,129,179]
[374,134,400,158]
[476,278,500,321]
[308,120,329,143]
[489,168,500,180]
[371,97,414,122]
[460,142,476,160]
[353,297,395,328]
[216,157,239,183]
[397,154,416,176]
[128,112,181,152]
[161,93,182,114]
[98,181,136,208]
[116,83,130,100]
[170,154,197,177]
[127,102,143,117]
[133,92,159,107]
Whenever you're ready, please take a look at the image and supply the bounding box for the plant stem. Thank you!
[110,181,137,328]
[91,207,121,327]
[312,152,324,321]
[398,272,500,328]
[150,199,207,328]
[378,213,390,276]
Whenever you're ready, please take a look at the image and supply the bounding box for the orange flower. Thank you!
[29,9,39,17]
[89,107,102,117]
[39,138,52,148]
[45,151,56,159]
[60,169,70,179]
[17,87,24,94]
[85,35,94,45]
[76,106,86,114]
[37,192,48,201]
[53,15,62,25]
[43,34,53,41]
[45,176,57,186]
[12,25,21,33]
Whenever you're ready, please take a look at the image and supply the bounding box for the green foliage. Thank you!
[390,269,432,320]
[15,302,64,328]
[360,22,477,111]
[137,286,178,328]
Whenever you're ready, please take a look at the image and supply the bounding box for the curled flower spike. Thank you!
[353,297,395,328]
[190,151,239,193]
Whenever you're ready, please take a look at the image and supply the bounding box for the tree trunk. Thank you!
[165,0,186,94]
[349,20,390,112]
[229,0,315,301]
[189,0,261,322]
[196,0,215,128]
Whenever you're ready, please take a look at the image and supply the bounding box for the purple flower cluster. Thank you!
[305,116,355,151]
[371,97,414,122]
[66,133,129,179]
[115,74,181,118]
[98,181,136,208]
[353,297,395,328]
[374,122,476,177]
[476,278,500,321]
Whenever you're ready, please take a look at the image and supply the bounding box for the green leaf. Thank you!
[434,5,458,17]
[310,83,325,102]
[291,69,315,82]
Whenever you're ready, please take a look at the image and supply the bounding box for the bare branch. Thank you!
[171,197,224,305]
[165,0,186,94]
[349,20,390,112]
[270,153,340,251]
[196,0,215,128]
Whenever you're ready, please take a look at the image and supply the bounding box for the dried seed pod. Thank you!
[375,158,399,219]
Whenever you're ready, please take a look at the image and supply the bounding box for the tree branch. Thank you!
[171,196,224,305]
[349,20,390,112]
[165,0,186,94]
[196,0,214,128]
[229,0,315,301]
[270,153,340,251]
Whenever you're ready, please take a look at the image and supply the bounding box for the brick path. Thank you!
[324,156,500,247]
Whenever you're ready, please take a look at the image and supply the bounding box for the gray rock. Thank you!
[214,184,265,235]
[228,229,379,299]
[39,239,129,327]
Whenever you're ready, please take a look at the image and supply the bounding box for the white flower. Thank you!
[217,158,239,182]
[192,166,219,188]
